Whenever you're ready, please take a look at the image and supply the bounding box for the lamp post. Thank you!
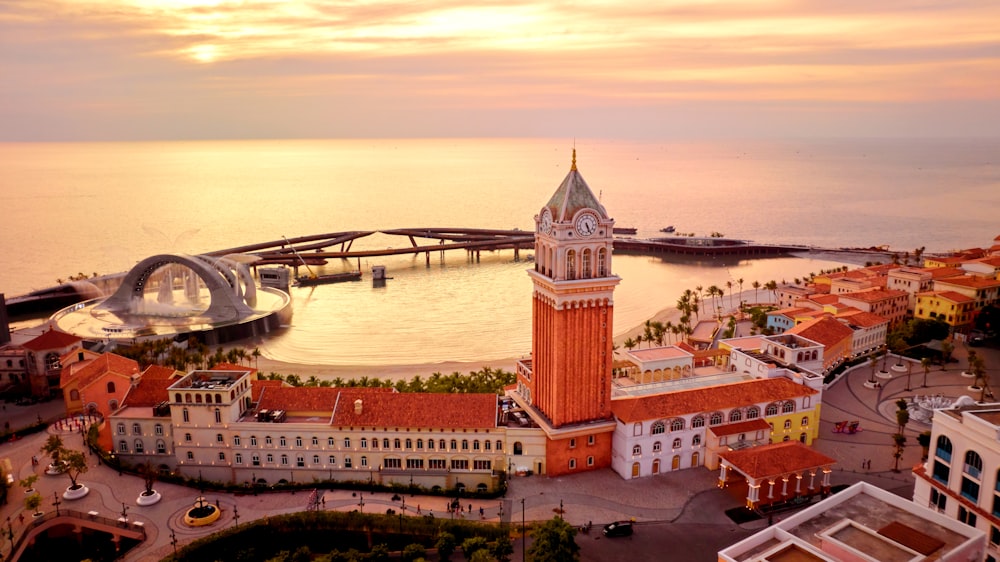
[358,493,364,514]
[120,502,129,525]
[521,498,526,562]
[52,492,61,516]
[170,529,178,557]
[498,501,503,524]
[233,505,240,528]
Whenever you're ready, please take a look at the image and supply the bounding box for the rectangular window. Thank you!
[588,435,595,445]
[218,452,226,461]
[569,459,576,469]
[235,453,242,464]
[233,435,241,446]
[961,478,981,502]
[297,457,305,467]
[587,456,594,466]
[473,460,491,470]
[569,438,576,449]
[328,455,336,464]
[345,457,352,468]
[154,424,163,436]
[406,458,424,469]
[429,459,446,469]
[932,461,951,484]
[450,459,469,470]
[991,526,1000,547]
[252,455,260,466]
[344,438,351,448]
[384,458,402,469]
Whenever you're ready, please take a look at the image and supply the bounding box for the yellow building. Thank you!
[914,290,976,328]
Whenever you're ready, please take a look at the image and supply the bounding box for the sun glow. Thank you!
[188,44,219,63]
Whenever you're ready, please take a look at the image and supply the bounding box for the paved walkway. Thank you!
[0,343,995,561]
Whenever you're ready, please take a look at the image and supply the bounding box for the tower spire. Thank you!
[571,148,577,171]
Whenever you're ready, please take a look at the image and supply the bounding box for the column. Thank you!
[767,479,775,499]
[718,464,728,488]
[795,473,802,493]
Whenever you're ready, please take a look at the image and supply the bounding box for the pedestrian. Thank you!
[417,504,421,514]
[861,459,865,469]
[468,503,472,513]
[479,506,484,517]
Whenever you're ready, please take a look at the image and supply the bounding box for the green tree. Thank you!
[462,537,489,560]
[921,357,932,387]
[60,450,89,490]
[41,434,65,468]
[402,544,427,562]
[892,433,907,473]
[623,337,637,351]
[436,532,457,562]
[490,535,514,562]
[25,492,42,515]
[917,431,931,461]
[527,517,579,562]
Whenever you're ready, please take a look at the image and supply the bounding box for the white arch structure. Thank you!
[97,254,256,322]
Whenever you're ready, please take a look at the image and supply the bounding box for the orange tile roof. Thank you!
[258,386,347,414]
[926,267,964,279]
[839,288,907,302]
[332,391,498,429]
[22,329,82,351]
[611,378,817,423]
[211,362,257,374]
[785,316,854,348]
[719,441,836,479]
[251,379,287,402]
[936,275,1000,289]
[709,418,771,436]
[141,365,180,380]
[836,310,889,328]
[122,378,173,408]
[807,294,840,305]
[69,353,140,390]
[917,291,974,303]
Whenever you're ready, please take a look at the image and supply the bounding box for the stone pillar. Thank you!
[718,464,728,488]
[767,479,775,499]
[808,471,816,491]
[795,473,803,494]
[781,477,789,497]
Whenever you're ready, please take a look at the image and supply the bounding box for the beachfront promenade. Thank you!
[0,342,994,561]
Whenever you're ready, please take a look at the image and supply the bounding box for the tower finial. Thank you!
[571,147,577,171]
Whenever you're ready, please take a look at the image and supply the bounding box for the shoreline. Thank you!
[247,286,780,383]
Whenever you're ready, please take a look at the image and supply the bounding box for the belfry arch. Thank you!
[97,254,255,322]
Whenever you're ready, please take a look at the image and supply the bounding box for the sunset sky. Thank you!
[2,0,999,141]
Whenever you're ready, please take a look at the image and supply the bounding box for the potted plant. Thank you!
[19,474,38,495]
[136,461,162,506]
[41,435,68,475]
[59,450,90,500]
[25,492,43,518]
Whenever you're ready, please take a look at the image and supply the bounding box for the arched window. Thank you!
[439,439,446,450]
[484,440,491,451]
[360,438,368,448]
[709,412,723,426]
[811,350,818,360]
[653,441,662,452]
[651,421,666,434]
[472,440,480,451]
[70,389,80,401]
[765,403,778,416]
[266,454,274,463]
[670,418,684,432]
[801,416,809,427]
[450,439,458,451]
[936,436,953,461]
[632,445,642,456]
[106,381,116,393]
[134,440,144,453]
[195,394,202,404]
[962,450,983,502]
[280,454,288,466]
[117,423,126,434]
[729,410,742,422]
[496,440,503,451]
[185,393,192,403]
[672,438,681,449]
[513,441,523,455]
[406,439,413,449]
[597,248,607,277]
[783,420,792,429]
[566,250,576,280]
[156,440,166,454]
[746,407,760,419]
[633,422,643,436]
[130,423,141,435]
[118,440,128,453]
[691,416,705,428]
[692,435,701,447]
[782,402,795,414]
[581,249,592,279]
[175,393,182,402]
[108,399,119,410]
[214,394,222,404]
[279,436,287,447]
[395,438,402,449]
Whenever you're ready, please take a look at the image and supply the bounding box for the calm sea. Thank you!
[1,138,997,366]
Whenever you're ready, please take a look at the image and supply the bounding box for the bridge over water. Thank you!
[206,228,536,268]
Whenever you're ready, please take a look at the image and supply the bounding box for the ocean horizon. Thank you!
[1,137,996,365]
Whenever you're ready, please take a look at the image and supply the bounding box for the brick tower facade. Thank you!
[517,150,620,476]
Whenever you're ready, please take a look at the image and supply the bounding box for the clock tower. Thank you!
[516,149,620,476]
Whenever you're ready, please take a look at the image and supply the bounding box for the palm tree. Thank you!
[920,357,931,387]
[766,280,778,303]
[623,337,637,351]
[869,353,879,384]
[737,278,744,309]
[892,433,907,472]
[726,281,733,310]
[752,281,760,304]
[251,347,261,370]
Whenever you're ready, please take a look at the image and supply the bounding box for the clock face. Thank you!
[539,208,553,234]
[575,213,598,236]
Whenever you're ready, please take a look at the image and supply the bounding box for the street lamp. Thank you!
[358,493,365,514]
[52,492,62,516]
[120,502,129,525]
[170,529,178,557]
[521,498,526,562]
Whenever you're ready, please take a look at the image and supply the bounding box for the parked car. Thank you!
[603,521,633,537]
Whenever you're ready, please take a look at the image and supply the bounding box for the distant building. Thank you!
[21,327,83,397]
[838,288,909,327]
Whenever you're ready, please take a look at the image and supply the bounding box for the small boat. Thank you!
[296,271,362,286]
[660,226,676,233]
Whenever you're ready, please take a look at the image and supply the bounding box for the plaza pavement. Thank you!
[0,342,995,561]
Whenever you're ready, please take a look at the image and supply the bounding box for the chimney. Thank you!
[354,399,363,415]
